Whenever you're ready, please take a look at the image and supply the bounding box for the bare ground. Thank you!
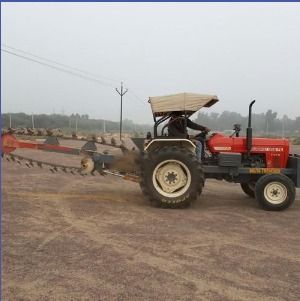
[2,146,300,301]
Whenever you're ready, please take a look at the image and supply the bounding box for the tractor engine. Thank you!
[206,133,290,168]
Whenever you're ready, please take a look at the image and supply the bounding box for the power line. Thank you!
[127,89,147,106]
[2,44,148,107]
[126,94,145,108]
[2,45,149,120]
[2,44,120,84]
[2,48,114,87]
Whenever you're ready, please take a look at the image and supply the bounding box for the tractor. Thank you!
[137,93,299,210]
[2,92,299,211]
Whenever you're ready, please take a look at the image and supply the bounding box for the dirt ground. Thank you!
[2,145,300,301]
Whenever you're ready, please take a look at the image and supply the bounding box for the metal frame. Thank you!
[144,138,196,151]
[153,111,194,138]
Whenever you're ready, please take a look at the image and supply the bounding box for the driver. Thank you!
[168,112,210,161]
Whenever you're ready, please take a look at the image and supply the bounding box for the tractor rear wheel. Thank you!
[255,174,295,211]
[140,146,204,208]
[240,181,256,198]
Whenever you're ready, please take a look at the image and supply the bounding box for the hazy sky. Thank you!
[2,3,300,123]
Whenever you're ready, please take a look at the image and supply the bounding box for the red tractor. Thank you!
[2,92,299,211]
[138,93,299,210]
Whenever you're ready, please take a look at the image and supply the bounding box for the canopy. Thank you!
[149,93,219,116]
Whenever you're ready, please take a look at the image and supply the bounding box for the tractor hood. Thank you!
[149,93,219,116]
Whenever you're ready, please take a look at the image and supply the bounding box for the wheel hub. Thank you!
[154,161,190,195]
[80,157,95,175]
[165,171,178,184]
[264,182,287,204]
[156,163,187,193]
[271,188,279,197]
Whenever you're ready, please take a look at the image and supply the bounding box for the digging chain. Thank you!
[2,128,140,182]
[2,152,89,176]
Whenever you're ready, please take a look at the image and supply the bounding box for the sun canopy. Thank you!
[149,93,219,116]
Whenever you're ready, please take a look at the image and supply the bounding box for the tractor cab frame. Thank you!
[149,92,218,139]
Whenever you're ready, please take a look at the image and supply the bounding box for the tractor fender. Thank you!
[144,139,196,153]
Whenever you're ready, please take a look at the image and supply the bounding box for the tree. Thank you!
[265,110,277,134]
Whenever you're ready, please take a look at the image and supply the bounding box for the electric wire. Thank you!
[2,45,150,121]
[127,89,147,106]
[2,44,148,106]
[2,44,120,84]
[2,48,115,87]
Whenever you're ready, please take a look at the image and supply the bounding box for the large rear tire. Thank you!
[140,146,204,208]
[255,174,295,211]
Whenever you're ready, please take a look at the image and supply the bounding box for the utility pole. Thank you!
[9,114,12,128]
[116,82,128,140]
[103,119,106,133]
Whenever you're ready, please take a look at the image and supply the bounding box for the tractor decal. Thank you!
[213,146,232,151]
[252,147,284,152]
[249,168,281,174]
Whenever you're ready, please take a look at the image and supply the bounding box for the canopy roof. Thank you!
[149,93,219,116]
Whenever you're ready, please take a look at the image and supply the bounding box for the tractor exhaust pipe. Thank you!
[247,100,256,156]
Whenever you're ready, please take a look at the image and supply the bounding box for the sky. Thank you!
[1,3,300,124]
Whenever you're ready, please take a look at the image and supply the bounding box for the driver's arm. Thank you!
[186,119,207,131]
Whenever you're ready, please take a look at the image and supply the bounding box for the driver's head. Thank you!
[171,111,183,118]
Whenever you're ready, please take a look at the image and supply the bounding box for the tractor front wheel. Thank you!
[140,146,204,208]
[255,174,295,211]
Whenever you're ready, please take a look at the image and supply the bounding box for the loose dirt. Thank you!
[2,146,300,301]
